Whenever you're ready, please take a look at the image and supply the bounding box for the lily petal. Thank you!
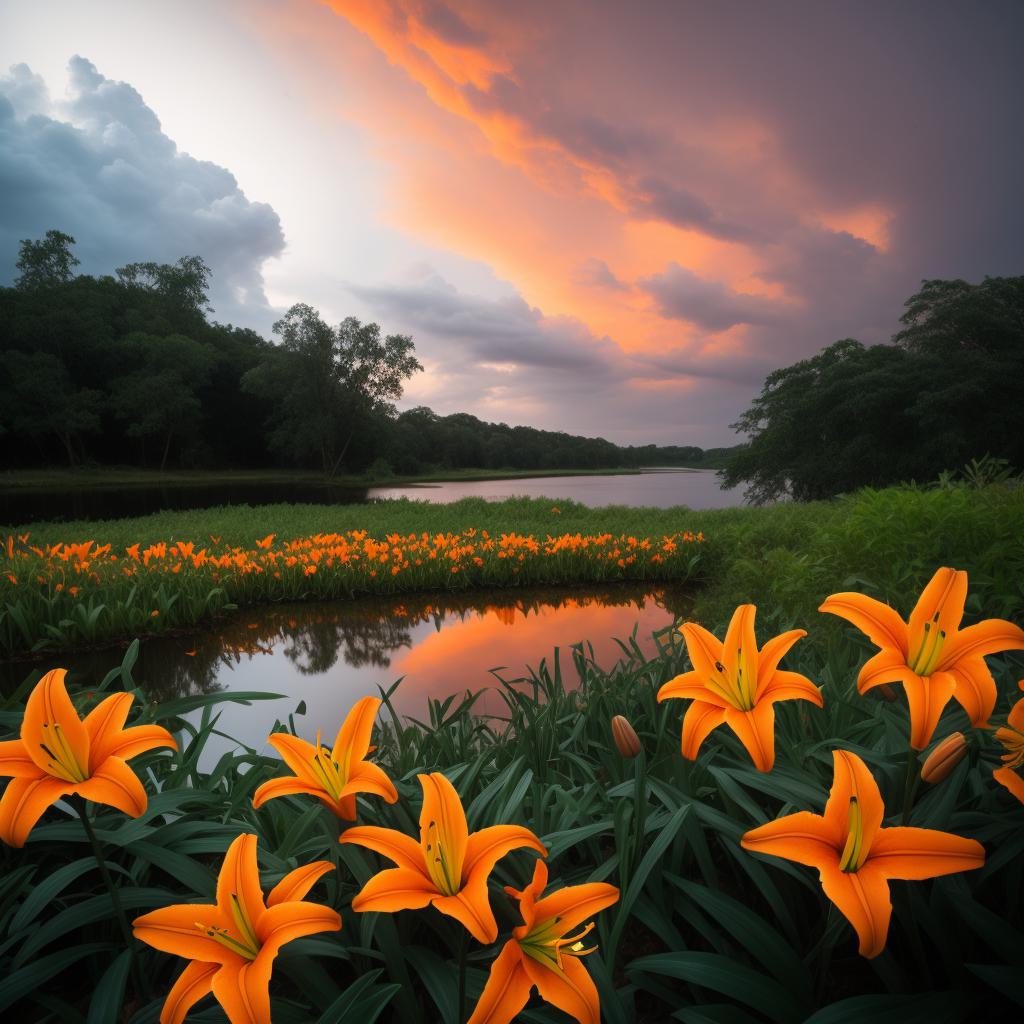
[332,696,381,775]
[759,669,823,707]
[679,622,725,679]
[160,961,218,1024]
[531,881,620,938]
[902,672,957,750]
[680,701,725,760]
[993,766,1024,805]
[908,568,967,654]
[937,617,1024,672]
[463,824,547,889]
[467,940,532,1024]
[741,811,837,871]
[21,668,90,778]
[255,900,341,951]
[723,604,759,686]
[132,903,233,964]
[338,825,424,871]
[418,772,469,882]
[252,776,320,809]
[339,760,399,804]
[755,629,807,695]
[350,867,438,914]
[723,702,776,773]
[822,751,885,854]
[216,835,267,934]
[940,659,998,728]
[0,775,67,847]
[433,887,500,944]
[92,723,176,769]
[657,671,728,708]
[265,733,326,789]
[867,826,985,880]
[522,951,601,1024]
[267,861,334,907]
[857,649,918,695]
[818,860,892,959]
[210,955,271,1024]
[819,593,908,657]
[76,756,147,818]
[0,739,43,779]
[83,692,132,750]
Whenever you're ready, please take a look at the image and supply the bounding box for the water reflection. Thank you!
[2,583,690,756]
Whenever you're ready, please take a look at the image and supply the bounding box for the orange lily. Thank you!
[134,833,340,1024]
[821,567,1024,749]
[339,771,547,943]
[0,668,176,847]
[468,859,619,1024]
[657,604,821,771]
[252,696,398,820]
[741,750,984,958]
[993,681,1024,804]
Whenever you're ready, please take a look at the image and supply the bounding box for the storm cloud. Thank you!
[0,57,284,330]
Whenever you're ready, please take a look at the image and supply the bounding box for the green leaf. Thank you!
[86,950,132,1024]
[315,969,401,1024]
[628,952,804,1024]
[0,942,113,1012]
[803,992,968,1023]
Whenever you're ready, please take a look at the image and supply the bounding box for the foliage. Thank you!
[242,305,422,475]
[1,546,1022,1020]
[0,231,733,476]
[721,276,1024,503]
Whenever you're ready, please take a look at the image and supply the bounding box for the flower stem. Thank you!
[901,748,920,825]
[75,799,149,1003]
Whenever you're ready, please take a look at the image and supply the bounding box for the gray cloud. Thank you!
[627,176,762,244]
[0,57,284,331]
[573,257,630,292]
[638,263,782,333]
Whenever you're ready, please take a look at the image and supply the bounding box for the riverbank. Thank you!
[0,464,698,492]
[3,483,1021,658]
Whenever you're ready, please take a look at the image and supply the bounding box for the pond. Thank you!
[1,468,742,525]
[2,583,690,759]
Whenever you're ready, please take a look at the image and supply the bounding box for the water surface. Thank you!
[2,468,741,524]
[3,583,689,756]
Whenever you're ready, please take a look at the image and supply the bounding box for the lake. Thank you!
[1,468,742,525]
[2,583,689,758]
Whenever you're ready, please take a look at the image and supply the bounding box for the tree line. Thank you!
[720,276,1024,501]
[0,231,730,476]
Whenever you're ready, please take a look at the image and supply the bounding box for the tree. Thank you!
[243,304,423,475]
[109,333,216,470]
[0,351,102,465]
[14,230,80,290]
[721,277,1024,503]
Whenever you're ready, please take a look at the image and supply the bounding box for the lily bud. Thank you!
[611,715,642,759]
[921,732,967,784]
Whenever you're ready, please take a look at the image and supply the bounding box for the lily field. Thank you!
[1,483,1023,1022]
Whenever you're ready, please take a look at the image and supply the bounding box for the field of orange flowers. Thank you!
[0,525,703,657]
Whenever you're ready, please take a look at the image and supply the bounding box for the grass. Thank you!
[3,483,1023,661]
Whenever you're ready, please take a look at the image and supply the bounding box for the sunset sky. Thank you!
[1,0,1021,446]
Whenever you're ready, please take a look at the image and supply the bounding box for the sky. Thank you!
[1,1,1021,447]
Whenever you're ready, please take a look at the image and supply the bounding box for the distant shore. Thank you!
[0,464,714,492]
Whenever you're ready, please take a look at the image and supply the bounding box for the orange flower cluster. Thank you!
[2,528,703,598]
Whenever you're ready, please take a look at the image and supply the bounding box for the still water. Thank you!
[1,469,741,525]
[370,469,741,509]
[4,584,689,756]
